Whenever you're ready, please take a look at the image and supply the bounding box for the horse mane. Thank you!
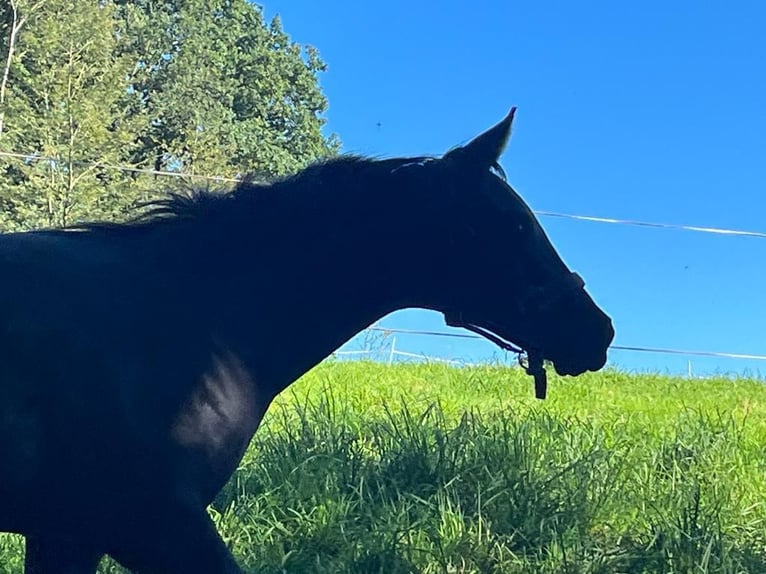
[61,155,428,231]
[138,155,382,222]
[58,151,505,234]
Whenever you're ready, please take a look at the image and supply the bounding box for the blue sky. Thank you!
[264,1,766,377]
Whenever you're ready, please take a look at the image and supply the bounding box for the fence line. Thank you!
[0,150,240,183]
[2,148,766,240]
[366,327,766,362]
[333,340,762,380]
[334,347,477,367]
[534,210,766,239]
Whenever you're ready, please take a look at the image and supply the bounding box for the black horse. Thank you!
[0,108,613,573]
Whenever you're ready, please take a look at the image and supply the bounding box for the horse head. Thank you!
[392,108,614,396]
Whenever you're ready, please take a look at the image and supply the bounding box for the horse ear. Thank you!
[444,107,516,169]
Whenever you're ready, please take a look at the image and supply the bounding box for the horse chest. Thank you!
[170,352,266,496]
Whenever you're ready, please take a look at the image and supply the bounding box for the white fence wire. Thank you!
[364,327,766,362]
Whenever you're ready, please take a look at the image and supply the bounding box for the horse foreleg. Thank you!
[110,502,243,574]
[24,535,102,574]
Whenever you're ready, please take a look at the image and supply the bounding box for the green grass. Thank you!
[3,362,766,573]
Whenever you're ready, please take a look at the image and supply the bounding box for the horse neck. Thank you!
[180,180,435,399]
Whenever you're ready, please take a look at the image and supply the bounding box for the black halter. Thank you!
[444,272,586,400]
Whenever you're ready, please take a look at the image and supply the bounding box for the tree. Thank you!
[0,0,146,230]
[115,0,338,178]
[0,0,338,231]
[0,0,45,139]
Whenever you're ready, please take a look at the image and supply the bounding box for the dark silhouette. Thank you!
[0,107,613,573]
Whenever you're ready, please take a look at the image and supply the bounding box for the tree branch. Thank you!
[0,0,45,139]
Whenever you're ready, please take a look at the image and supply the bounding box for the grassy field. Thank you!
[2,362,765,573]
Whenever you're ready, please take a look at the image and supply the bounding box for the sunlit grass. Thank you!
[2,362,765,573]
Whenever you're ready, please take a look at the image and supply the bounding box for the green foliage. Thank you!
[0,0,143,229]
[0,0,337,230]
[2,363,765,572]
[113,0,337,178]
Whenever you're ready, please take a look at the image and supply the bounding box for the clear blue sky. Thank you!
[264,1,766,377]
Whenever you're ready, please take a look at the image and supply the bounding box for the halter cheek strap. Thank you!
[444,313,548,399]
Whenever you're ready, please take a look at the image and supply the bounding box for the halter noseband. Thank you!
[444,271,586,400]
